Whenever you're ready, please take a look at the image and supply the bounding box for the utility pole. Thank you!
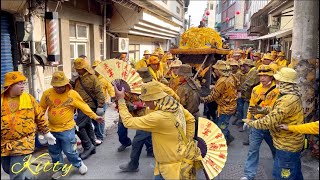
[291,0,319,122]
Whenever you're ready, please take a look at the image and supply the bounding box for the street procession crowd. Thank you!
[1,43,319,180]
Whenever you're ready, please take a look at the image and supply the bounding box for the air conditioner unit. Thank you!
[112,37,129,52]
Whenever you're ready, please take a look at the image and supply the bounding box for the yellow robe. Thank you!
[40,87,98,132]
[118,98,195,179]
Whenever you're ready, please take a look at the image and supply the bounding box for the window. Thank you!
[70,43,87,61]
[129,44,140,61]
[69,24,76,37]
[77,24,88,39]
[69,22,89,39]
[176,6,180,14]
[210,4,214,10]
[69,22,89,61]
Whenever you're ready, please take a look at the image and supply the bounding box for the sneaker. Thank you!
[79,162,88,175]
[52,170,63,180]
[239,177,248,180]
[95,139,103,146]
[119,163,139,172]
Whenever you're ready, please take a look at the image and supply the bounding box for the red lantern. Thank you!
[202,17,206,21]
[226,17,230,22]
[206,10,210,16]
[236,11,240,15]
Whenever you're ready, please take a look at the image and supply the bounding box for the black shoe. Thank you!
[147,152,154,157]
[118,145,130,152]
[80,145,95,160]
[243,141,249,146]
[226,135,235,145]
[91,146,96,154]
[119,163,139,172]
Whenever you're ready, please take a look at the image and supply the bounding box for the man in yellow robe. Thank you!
[40,71,104,178]
[1,72,54,180]
[114,81,195,179]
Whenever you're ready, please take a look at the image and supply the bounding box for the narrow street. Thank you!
[1,104,319,180]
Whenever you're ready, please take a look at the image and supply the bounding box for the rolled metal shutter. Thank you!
[1,15,14,85]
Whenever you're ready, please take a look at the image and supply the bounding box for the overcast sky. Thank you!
[185,0,208,27]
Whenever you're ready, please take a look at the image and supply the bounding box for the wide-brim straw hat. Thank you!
[170,59,182,68]
[51,71,72,88]
[273,67,297,84]
[1,71,27,94]
[139,81,168,101]
[74,58,95,74]
[176,64,193,77]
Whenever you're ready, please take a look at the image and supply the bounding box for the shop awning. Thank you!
[253,28,292,40]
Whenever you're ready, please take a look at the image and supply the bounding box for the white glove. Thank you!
[70,72,79,82]
[96,108,105,116]
[243,123,249,131]
[44,132,56,145]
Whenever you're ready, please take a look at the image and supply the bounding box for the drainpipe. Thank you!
[28,0,37,98]
[103,3,107,60]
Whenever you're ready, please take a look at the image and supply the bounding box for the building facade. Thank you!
[1,0,186,98]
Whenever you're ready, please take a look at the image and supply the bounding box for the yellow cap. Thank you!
[227,58,239,66]
[264,53,275,61]
[92,60,101,67]
[51,71,71,87]
[242,59,255,67]
[212,60,231,70]
[258,65,274,76]
[139,81,168,101]
[155,47,164,55]
[143,50,151,55]
[3,71,26,88]
[176,64,193,77]
[74,58,95,74]
[170,59,182,68]
[253,52,261,57]
[148,56,160,65]
[271,51,277,56]
[273,67,297,83]
[166,53,173,60]
[278,52,285,57]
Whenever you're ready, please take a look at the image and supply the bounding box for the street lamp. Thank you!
[188,15,191,29]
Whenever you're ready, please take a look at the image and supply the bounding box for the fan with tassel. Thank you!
[196,117,228,179]
[95,59,143,94]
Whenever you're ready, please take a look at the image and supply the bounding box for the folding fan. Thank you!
[95,59,143,94]
[196,117,228,179]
